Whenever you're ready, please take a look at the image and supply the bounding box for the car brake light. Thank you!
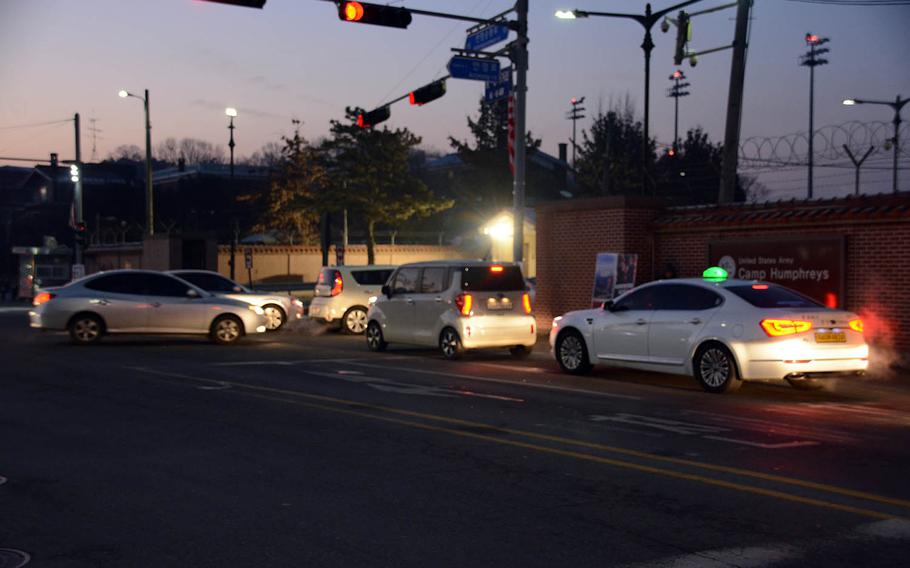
[760,319,812,337]
[522,292,532,314]
[330,271,343,296]
[848,319,864,333]
[490,265,504,273]
[33,292,55,306]
[751,284,769,290]
[455,293,473,316]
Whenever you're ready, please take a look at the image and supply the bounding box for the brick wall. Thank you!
[536,193,910,354]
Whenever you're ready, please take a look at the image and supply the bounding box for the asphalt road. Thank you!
[2,309,909,567]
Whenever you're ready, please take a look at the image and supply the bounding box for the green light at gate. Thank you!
[703,266,728,282]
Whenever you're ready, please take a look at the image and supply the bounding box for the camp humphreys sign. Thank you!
[709,236,845,307]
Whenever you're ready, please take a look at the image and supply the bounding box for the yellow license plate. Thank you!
[815,332,846,343]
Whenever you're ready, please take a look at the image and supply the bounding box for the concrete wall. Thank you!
[217,244,477,284]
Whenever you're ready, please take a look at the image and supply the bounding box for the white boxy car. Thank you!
[29,269,270,345]
[549,271,868,393]
[308,265,396,334]
[365,261,537,359]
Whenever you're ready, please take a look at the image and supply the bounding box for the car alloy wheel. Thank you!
[366,321,387,351]
[262,305,286,331]
[695,344,741,393]
[555,330,592,375]
[344,307,368,334]
[439,328,463,360]
[72,317,101,343]
[214,317,241,344]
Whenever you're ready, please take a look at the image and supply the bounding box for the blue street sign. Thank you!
[447,56,501,82]
[465,24,510,52]
[484,66,512,103]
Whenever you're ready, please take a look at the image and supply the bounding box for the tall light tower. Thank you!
[119,89,154,236]
[800,33,829,199]
[566,97,585,168]
[667,70,690,153]
[225,107,238,279]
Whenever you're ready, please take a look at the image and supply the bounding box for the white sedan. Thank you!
[549,272,868,393]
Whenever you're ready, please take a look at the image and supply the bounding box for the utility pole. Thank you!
[800,33,829,199]
[226,107,238,279]
[719,0,751,204]
[667,70,690,152]
[144,90,153,236]
[566,96,586,168]
[512,0,528,265]
[843,145,875,196]
[73,113,83,266]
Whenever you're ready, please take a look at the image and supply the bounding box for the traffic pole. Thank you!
[74,113,83,265]
[512,0,528,265]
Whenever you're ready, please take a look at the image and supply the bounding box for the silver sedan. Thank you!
[29,269,270,345]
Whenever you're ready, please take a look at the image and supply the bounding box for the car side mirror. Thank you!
[602,299,614,311]
[186,289,200,299]
[381,284,391,298]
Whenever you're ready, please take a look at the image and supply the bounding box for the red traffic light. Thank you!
[337,1,411,29]
[409,80,446,106]
[357,106,391,128]
[668,148,676,157]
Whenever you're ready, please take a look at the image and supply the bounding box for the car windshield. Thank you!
[460,266,525,292]
[726,284,823,308]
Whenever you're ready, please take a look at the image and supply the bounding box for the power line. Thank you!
[0,118,72,130]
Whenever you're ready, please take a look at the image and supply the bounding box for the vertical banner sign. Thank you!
[592,253,639,308]
[335,246,345,267]
[709,236,845,307]
[507,95,515,177]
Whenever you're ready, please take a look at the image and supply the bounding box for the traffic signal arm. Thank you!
[197,1,266,8]
[338,1,412,29]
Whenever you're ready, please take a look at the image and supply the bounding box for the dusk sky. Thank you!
[1,0,908,198]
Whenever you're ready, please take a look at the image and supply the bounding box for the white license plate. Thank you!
[815,332,846,343]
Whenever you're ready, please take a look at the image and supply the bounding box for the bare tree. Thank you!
[106,144,144,162]
[156,138,181,164]
[247,142,284,168]
[178,138,226,165]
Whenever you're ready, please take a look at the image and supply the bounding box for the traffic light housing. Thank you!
[674,11,691,66]
[197,0,266,8]
[409,80,446,106]
[357,106,391,128]
[338,1,412,29]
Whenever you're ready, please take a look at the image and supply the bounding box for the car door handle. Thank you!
[434,297,443,303]
[636,318,647,325]
[90,298,110,306]
[688,318,702,325]
[406,298,415,305]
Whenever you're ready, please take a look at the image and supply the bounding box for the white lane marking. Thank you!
[681,409,859,443]
[305,370,523,402]
[336,370,364,376]
[472,362,550,374]
[626,545,799,568]
[196,382,231,391]
[702,436,819,449]
[853,519,910,539]
[588,414,731,435]
[342,361,642,400]
[212,356,412,367]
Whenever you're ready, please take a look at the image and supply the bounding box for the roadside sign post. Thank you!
[244,249,253,288]
[485,66,512,103]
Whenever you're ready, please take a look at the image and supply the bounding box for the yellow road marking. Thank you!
[128,366,910,518]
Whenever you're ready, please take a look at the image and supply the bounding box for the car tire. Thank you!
[786,377,825,391]
[365,321,387,352]
[555,329,592,375]
[210,315,244,345]
[68,313,104,345]
[439,327,464,360]
[262,304,287,331]
[343,306,369,335]
[509,345,533,359]
[694,343,742,393]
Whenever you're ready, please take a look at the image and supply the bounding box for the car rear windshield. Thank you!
[460,266,525,292]
[726,284,823,308]
[351,269,393,286]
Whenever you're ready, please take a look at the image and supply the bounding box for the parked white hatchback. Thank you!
[29,269,270,345]
[549,269,868,393]
[308,265,396,334]
[169,269,304,331]
[366,261,537,359]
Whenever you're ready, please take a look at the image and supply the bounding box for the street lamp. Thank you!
[225,107,238,279]
[119,88,154,236]
[555,1,701,194]
[843,95,908,193]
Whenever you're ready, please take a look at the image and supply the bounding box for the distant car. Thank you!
[308,265,396,334]
[29,269,270,345]
[549,272,868,393]
[168,269,303,331]
[366,261,536,359]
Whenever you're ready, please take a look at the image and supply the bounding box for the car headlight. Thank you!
[293,299,304,308]
[368,296,378,305]
[249,305,265,315]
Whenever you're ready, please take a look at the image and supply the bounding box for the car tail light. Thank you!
[33,292,55,306]
[760,319,812,337]
[330,270,343,296]
[848,319,864,333]
[455,293,473,316]
[522,292,532,314]
[490,265,504,273]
